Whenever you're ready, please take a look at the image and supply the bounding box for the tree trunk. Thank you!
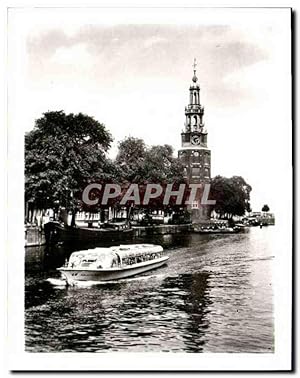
[71,209,76,227]
[127,205,133,221]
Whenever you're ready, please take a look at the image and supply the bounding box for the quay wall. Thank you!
[25,226,46,247]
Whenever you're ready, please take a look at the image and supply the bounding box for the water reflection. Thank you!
[161,273,211,352]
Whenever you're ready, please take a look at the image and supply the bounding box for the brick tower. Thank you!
[178,59,211,221]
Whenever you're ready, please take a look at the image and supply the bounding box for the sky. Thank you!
[8,8,292,213]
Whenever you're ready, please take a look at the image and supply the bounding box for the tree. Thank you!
[25,111,114,223]
[262,204,270,213]
[210,175,252,219]
[140,144,186,215]
[116,138,185,184]
[115,138,186,219]
[115,137,147,182]
[143,144,185,183]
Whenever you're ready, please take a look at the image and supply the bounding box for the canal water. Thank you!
[25,227,274,353]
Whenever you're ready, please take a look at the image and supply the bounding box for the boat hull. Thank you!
[58,256,169,284]
[46,222,134,244]
[193,229,236,234]
[192,226,244,234]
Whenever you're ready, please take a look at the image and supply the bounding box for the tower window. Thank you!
[180,151,186,162]
[192,167,201,177]
[193,115,197,126]
[192,153,199,163]
[192,200,199,209]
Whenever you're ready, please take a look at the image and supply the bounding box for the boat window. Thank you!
[80,262,91,267]
[118,249,163,266]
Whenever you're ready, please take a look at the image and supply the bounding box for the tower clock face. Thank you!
[191,135,201,145]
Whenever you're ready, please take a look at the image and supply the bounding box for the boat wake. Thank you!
[46,278,67,287]
[245,255,275,262]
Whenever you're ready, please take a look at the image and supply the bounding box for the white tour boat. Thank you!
[57,244,169,285]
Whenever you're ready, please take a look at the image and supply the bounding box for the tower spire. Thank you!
[192,58,198,83]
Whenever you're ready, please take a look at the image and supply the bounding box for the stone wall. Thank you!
[25,226,46,247]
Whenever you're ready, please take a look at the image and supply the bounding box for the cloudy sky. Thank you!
[8,8,291,213]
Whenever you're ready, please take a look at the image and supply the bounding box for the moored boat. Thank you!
[193,224,244,234]
[45,221,134,244]
[57,244,169,285]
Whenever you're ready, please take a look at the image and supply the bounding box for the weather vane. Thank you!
[193,58,197,72]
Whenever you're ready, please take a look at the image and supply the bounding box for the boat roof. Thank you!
[69,244,163,260]
[69,248,114,259]
[111,244,163,259]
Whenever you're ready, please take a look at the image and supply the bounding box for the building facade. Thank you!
[178,60,212,221]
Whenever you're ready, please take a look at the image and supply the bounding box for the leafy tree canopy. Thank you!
[116,136,185,184]
[143,145,185,183]
[116,137,147,182]
[25,111,114,209]
[262,204,270,212]
[210,175,252,219]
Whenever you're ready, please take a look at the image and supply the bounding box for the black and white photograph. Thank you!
[6,6,293,371]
